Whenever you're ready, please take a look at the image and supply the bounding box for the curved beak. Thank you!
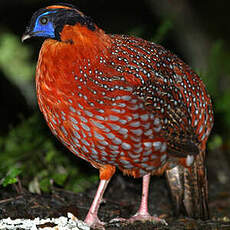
[21,27,40,42]
[21,31,43,42]
[21,33,32,42]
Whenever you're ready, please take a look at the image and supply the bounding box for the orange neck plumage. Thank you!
[36,23,113,111]
[59,24,111,59]
[36,24,112,83]
[39,24,111,63]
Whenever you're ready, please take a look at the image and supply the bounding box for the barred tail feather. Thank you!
[166,150,209,219]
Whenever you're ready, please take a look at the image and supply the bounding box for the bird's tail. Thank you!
[166,150,209,219]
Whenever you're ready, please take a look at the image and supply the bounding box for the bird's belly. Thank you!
[38,92,168,178]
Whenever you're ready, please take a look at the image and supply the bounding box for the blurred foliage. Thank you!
[209,41,230,129]
[0,32,36,105]
[152,18,173,43]
[0,114,98,193]
[201,40,230,138]
[0,33,34,82]
[128,18,173,44]
[208,135,223,151]
[1,168,22,187]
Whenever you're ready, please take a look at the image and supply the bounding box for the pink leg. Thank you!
[110,174,167,225]
[134,173,151,216]
[84,179,110,229]
[129,174,167,225]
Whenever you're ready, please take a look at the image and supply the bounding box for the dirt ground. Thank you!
[0,148,230,230]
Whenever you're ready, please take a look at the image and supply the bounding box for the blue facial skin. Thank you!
[32,11,57,38]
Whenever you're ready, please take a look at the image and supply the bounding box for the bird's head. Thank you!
[22,4,96,42]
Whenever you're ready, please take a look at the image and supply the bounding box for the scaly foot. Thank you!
[128,211,168,225]
[84,214,106,230]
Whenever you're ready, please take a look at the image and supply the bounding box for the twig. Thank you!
[0,195,23,204]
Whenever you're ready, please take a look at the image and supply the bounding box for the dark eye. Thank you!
[40,16,49,25]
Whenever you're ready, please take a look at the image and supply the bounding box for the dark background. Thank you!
[0,0,229,198]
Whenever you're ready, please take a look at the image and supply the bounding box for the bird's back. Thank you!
[109,34,213,151]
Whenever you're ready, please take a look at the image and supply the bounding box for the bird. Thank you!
[22,3,213,229]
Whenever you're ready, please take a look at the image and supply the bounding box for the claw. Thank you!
[85,215,106,230]
[110,213,168,226]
